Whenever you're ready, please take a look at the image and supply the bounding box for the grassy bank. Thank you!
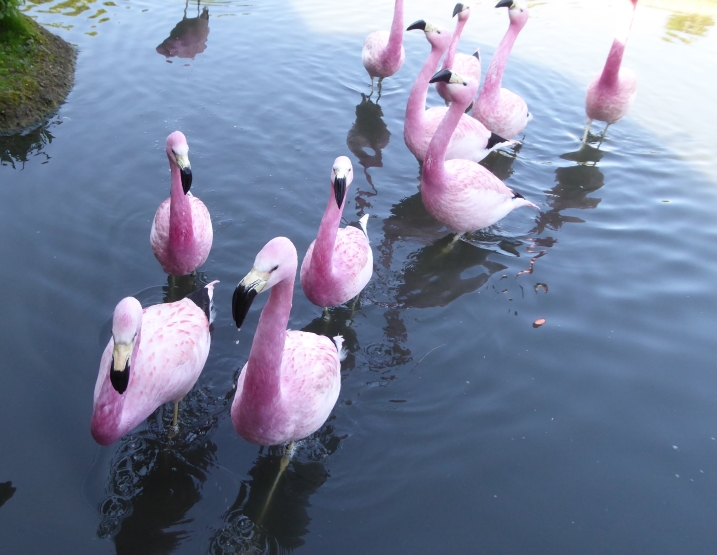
[0,9,76,134]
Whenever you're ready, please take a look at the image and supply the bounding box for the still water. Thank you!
[1,0,717,553]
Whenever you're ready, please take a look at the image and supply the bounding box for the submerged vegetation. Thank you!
[0,1,75,134]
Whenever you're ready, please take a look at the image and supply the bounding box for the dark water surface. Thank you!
[2,0,717,553]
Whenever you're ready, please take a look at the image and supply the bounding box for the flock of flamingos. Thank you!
[91,0,640,462]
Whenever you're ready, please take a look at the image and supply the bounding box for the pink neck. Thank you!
[423,91,468,187]
[385,0,404,64]
[482,21,520,101]
[406,39,447,135]
[244,273,295,406]
[312,194,343,279]
[599,4,636,87]
[443,17,467,70]
[168,158,195,259]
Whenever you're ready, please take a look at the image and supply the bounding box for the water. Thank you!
[1,0,717,553]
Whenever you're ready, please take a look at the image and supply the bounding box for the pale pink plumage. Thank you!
[583,0,638,143]
[473,0,531,139]
[361,0,405,90]
[301,156,372,308]
[150,131,213,276]
[436,3,482,105]
[404,20,516,164]
[422,69,538,234]
[231,237,343,446]
[91,281,218,446]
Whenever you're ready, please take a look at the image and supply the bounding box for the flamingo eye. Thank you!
[270,265,279,272]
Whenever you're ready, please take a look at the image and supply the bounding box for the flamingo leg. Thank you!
[172,400,180,430]
[596,123,611,149]
[258,441,294,524]
[323,307,330,321]
[442,233,463,254]
[581,119,593,145]
[369,77,375,95]
[377,78,383,101]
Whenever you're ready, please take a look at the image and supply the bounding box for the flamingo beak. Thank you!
[232,268,269,330]
[110,341,133,394]
[407,19,427,31]
[430,68,455,84]
[174,153,192,194]
[333,172,347,208]
[453,3,466,17]
[495,0,514,8]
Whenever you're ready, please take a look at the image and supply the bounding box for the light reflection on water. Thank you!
[1,0,717,554]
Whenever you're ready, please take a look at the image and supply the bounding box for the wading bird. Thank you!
[472,0,531,139]
[231,237,344,447]
[404,20,515,164]
[423,69,538,237]
[301,156,372,312]
[583,0,639,144]
[362,0,405,95]
[91,281,218,445]
[151,131,213,276]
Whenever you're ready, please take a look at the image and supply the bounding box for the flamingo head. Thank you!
[232,237,298,330]
[331,156,353,209]
[406,20,451,52]
[495,0,529,28]
[165,130,192,194]
[429,69,479,111]
[452,3,471,22]
[110,297,143,394]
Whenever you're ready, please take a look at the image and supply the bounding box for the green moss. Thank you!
[0,12,44,107]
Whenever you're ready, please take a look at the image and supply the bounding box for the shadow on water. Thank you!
[208,423,344,555]
[156,0,211,60]
[95,383,232,555]
[0,481,16,509]
[0,119,60,169]
[346,93,391,211]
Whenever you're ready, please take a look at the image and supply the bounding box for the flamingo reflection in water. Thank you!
[156,0,210,60]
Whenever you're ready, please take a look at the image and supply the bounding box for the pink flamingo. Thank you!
[231,237,344,447]
[435,3,482,107]
[423,68,538,236]
[582,0,639,144]
[404,20,516,164]
[301,156,372,312]
[91,281,219,446]
[361,0,405,95]
[472,0,531,139]
[150,131,213,276]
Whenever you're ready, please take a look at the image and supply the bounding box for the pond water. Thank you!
[1,0,717,553]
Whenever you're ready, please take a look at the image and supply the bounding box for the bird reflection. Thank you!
[534,154,605,235]
[162,271,211,304]
[480,143,521,182]
[156,1,210,60]
[96,385,228,555]
[0,481,16,509]
[208,423,343,554]
[302,306,360,369]
[346,93,391,211]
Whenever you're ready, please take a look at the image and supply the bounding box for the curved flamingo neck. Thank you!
[244,272,295,406]
[312,194,344,278]
[443,17,468,69]
[406,39,447,134]
[386,0,404,63]
[599,4,636,87]
[168,157,195,256]
[482,21,520,101]
[423,92,468,187]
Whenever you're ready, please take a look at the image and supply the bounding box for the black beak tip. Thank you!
[334,176,347,209]
[181,167,192,194]
[495,0,513,8]
[109,359,130,394]
[406,19,427,31]
[430,68,453,84]
[452,3,464,17]
[232,284,258,330]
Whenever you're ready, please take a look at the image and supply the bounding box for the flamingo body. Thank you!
[584,0,639,139]
[91,282,218,446]
[422,69,537,234]
[301,157,372,308]
[473,0,531,139]
[405,20,515,164]
[151,131,213,276]
[231,237,343,446]
[361,0,405,85]
[436,3,482,104]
